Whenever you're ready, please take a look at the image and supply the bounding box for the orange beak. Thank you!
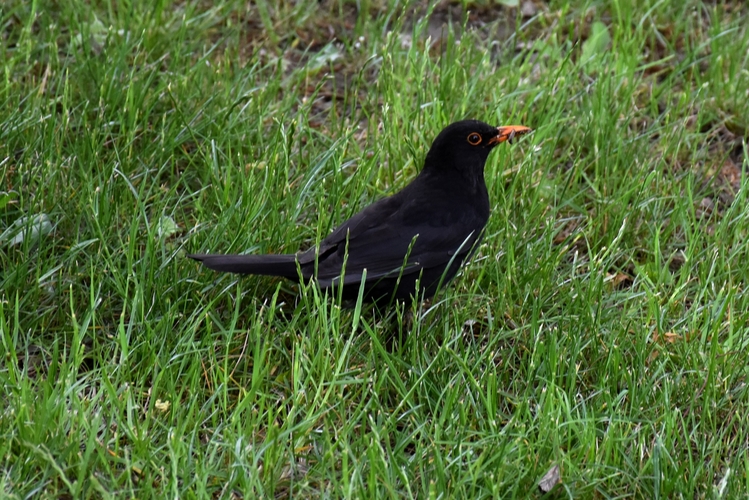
[488,125,532,145]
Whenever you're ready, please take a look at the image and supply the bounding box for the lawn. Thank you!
[2,0,749,497]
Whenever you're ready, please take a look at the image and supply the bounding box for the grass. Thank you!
[2,0,749,497]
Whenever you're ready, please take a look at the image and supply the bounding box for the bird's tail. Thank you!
[188,253,300,278]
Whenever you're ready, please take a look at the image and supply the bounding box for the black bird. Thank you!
[189,120,531,304]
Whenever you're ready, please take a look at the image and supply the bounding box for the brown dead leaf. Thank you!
[553,218,580,244]
[610,272,633,289]
[719,159,742,191]
[653,331,682,344]
[538,464,561,493]
[696,197,714,218]
[647,349,659,364]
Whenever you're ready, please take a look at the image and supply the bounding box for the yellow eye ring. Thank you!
[467,133,482,145]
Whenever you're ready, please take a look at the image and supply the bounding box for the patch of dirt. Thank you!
[206,0,544,133]
[696,122,747,208]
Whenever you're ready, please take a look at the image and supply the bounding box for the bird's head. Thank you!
[423,120,531,179]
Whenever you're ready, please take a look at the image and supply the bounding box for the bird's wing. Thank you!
[299,193,485,287]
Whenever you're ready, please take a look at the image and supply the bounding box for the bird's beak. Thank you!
[489,125,532,145]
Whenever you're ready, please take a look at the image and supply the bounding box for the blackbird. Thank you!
[189,120,531,304]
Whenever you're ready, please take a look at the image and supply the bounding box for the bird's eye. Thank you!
[467,133,482,145]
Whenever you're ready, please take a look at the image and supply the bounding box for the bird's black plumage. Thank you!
[189,120,531,303]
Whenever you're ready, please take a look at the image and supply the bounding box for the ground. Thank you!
[2,0,749,497]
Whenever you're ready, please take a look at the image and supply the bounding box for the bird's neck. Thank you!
[419,163,488,198]
[411,167,490,221]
